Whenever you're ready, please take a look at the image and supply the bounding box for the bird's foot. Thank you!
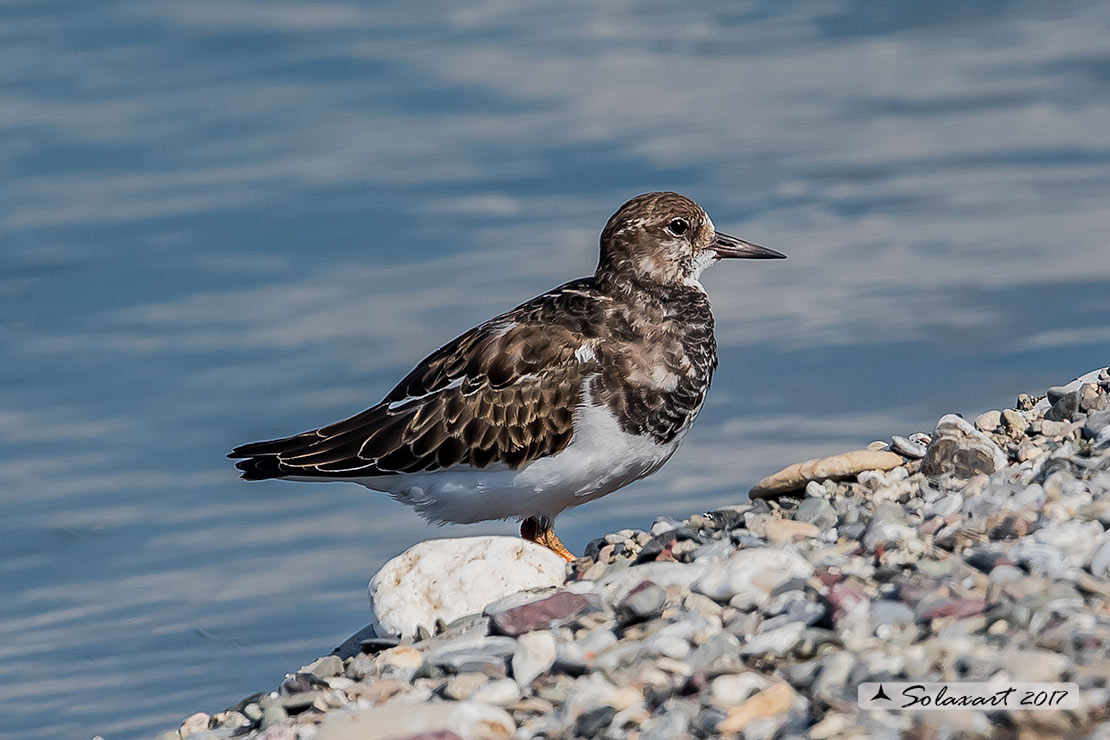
[520,516,575,561]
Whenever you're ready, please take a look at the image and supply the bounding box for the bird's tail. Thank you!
[227,432,316,480]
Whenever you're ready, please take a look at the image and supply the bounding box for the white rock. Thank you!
[589,560,707,603]
[315,701,514,740]
[556,626,618,669]
[562,673,642,719]
[470,677,521,706]
[693,548,813,604]
[649,634,692,659]
[741,622,805,656]
[1028,521,1105,566]
[512,630,557,687]
[179,712,210,738]
[708,672,771,707]
[1090,533,1110,578]
[368,536,567,637]
[999,648,1071,683]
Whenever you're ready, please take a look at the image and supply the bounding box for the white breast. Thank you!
[354,385,688,524]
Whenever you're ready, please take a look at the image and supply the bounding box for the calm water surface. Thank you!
[3,2,1110,738]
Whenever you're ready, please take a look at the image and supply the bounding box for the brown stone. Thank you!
[1000,408,1029,437]
[750,450,903,499]
[717,682,796,733]
[315,703,513,740]
[975,410,1001,432]
[377,646,423,670]
[765,519,820,545]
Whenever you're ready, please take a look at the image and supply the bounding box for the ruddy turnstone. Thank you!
[229,192,784,560]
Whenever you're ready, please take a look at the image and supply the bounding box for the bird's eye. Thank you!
[668,218,689,236]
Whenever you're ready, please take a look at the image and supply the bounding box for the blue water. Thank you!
[3,2,1110,738]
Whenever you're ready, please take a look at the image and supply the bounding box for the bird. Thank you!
[229,192,785,560]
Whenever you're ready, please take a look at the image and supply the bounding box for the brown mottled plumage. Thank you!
[229,192,784,559]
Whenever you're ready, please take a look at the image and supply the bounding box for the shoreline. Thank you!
[158,367,1110,740]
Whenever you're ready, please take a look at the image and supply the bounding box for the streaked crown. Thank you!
[596,191,783,290]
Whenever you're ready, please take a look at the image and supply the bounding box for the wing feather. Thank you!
[229,280,605,481]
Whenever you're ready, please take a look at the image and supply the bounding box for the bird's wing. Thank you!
[229,280,607,479]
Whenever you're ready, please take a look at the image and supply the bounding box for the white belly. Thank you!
[354,399,688,524]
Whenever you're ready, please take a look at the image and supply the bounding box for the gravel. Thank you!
[161,368,1110,740]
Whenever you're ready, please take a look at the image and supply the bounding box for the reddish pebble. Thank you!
[917,598,986,622]
[489,591,600,636]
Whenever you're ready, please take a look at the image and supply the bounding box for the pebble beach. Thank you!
[157,367,1110,740]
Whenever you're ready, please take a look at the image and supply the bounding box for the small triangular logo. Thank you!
[870,684,892,702]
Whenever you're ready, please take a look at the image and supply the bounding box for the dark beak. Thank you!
[712,232,786,260]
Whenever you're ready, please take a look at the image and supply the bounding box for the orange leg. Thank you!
[521,516,576,561]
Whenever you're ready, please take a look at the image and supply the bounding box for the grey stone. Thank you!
[422,636,516,674]
[1084,409,1110,440]
[1040,419,1072,438]
[794,498,837,529]
[1046,386,1071,405]
[259,702,287,731]
[839,521,866,540]
[696,707,728,735]
[924,492,962,518]
[300,655,344,678]
[922,414,1007,478]
[890,434,927,459]
[641,706,691,740]
[616,580,666,625]
[575,705,617,737]
[1090,536,1110,578]
[870,600,914,625]
[688,631,743,675]
[1045,391,1081,421]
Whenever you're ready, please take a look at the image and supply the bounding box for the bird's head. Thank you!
[596,191,784,291]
